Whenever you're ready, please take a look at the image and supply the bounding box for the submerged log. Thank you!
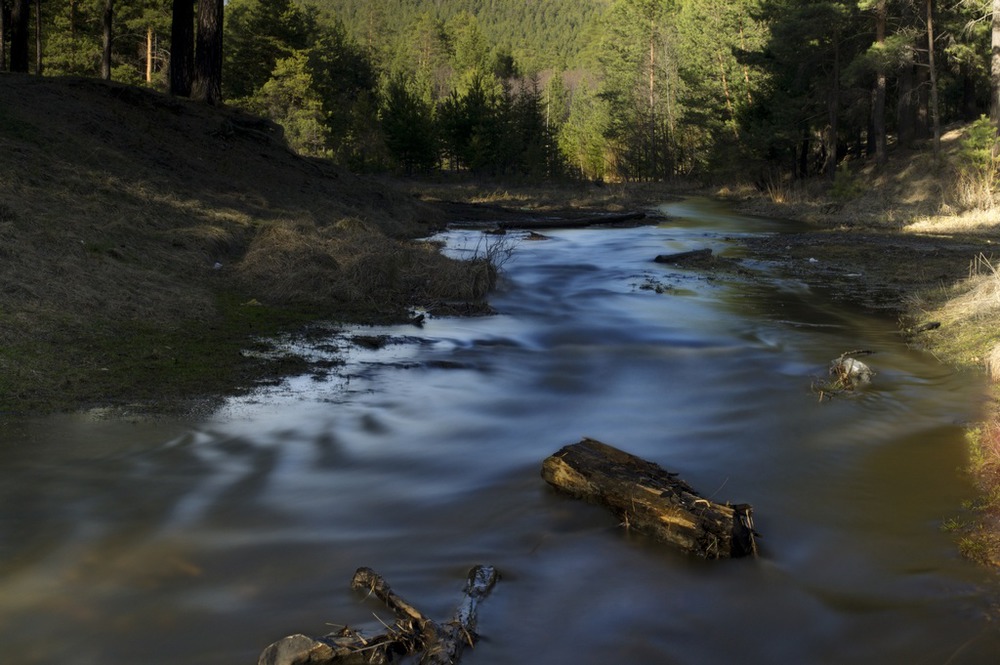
[653,248,714,266]
[496,211,648,230]
[542,438,757,559]
[258,565,499,665]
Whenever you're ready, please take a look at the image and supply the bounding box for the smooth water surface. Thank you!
[2,198,999,664]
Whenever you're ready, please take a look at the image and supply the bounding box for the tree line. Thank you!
[3,0,1000,183]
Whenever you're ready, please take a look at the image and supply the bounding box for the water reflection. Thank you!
[1,198,999,664]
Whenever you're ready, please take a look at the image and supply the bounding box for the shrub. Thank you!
[953,116,1000,210]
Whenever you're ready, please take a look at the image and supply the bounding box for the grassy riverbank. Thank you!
[0,75,497,415]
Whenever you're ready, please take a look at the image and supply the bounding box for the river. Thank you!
[2,198,999,664]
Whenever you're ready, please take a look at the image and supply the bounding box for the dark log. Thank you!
[542,438,758,559]
[653,248,714,266]
[258,565,498,665]
[497,211,648,230]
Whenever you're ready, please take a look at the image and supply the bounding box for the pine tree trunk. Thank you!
[991,0,1000,130]
[1,1,8,72]
[926,0,941,157]
[169,0,193,97]
[192,0,223,104]
[32,0,39,74]
[9,0,28,73]
[101,0,112,81]
[824,36,840,179]
[146,26,153,82]
[873,0,888,166]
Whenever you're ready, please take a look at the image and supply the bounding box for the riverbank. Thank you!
[0,75,501,415]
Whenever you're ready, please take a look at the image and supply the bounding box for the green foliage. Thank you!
[830,162,863,201]
[957,116,1000,181]
[247,51,331,157]
[558,81,610,180]
[38,0,172,82]
[305,0,610,73]
[27,0,1000,183]
[224,0,316,100]
[381,75,438,173]
[953,115,1000,209]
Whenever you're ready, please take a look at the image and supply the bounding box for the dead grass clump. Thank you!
[236,224,344,303]
[340,233,497,305]
[235,222,498,312]
[987,343,1000,384]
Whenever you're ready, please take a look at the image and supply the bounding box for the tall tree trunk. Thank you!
[169,0,193,96]
[718,52,739,140]
[648,19,656,179]
[146,26,153,82]
[824,35,840,179]
[1,1,8,72]
[33,0,40,74]
[101,0,112,80]
[991,0,1000,129]
[192,0,223,104]
[9,0,28,72]
[926,0,941,157]
[873,0,888,166]
[896,63,917,148]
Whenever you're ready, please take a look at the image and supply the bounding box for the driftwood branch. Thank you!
[653,248,714,266]
[496,211,649,230]
[258,565,499,665]
[542,438,758,559]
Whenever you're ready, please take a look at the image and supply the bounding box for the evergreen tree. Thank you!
[558,80,610,180]
[598,0,678,180]
[223,0,314,101]
[381,73,439,173]
[249,51,330,156]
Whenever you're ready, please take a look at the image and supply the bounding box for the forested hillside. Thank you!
[2,0,999,194]
[308,0,610,72]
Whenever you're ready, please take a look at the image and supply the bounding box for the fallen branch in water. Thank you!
[542,438,758,559]
[258,565,499,665]
[498,211,650,230]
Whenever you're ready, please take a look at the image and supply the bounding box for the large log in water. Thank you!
[542,438,758,559]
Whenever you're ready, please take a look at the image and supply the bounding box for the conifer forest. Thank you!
[3,0,1000,183]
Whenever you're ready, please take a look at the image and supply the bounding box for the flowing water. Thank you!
[2,198,1000,664]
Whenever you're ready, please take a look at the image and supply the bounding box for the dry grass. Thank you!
[987,344,1000,384]
[904,208,1000,234]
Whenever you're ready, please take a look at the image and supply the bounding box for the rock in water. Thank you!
[830,356,873,387]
